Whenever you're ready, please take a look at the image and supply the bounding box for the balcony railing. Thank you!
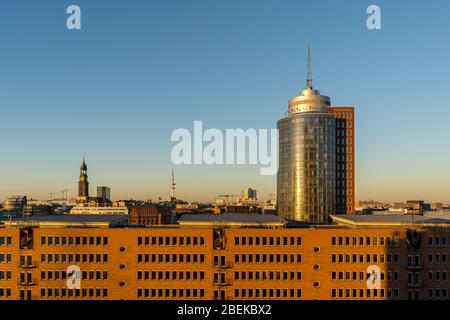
[17,295,40,300]
[213,262,233,269]
[17,278,39,286]
[18,261,39,268]
[407,281,423,288]
[407,264,423,270]
[212,279,233,286]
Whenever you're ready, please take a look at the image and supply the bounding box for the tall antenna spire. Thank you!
[306,43,313,88]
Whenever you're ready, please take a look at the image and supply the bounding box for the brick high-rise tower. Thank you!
[328,107,355,214]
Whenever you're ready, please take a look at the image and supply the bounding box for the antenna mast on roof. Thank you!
[306,43,313,88]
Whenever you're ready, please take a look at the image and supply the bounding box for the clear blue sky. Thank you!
[1,0,449,203]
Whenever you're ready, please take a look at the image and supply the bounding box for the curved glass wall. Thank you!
[277,113,336,223]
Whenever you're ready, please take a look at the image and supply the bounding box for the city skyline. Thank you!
[1,0,450,305]
[1,0,450,203]
[0,156,447,205]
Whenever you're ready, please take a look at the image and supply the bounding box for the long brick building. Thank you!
[0,213,449,300]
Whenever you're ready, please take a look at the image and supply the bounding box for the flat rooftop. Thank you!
[331,214,450,228]
[177,213,286,228]
[0,214,129,228]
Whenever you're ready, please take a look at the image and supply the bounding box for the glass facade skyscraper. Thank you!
[277,87,336,223]
[277,45,337,223]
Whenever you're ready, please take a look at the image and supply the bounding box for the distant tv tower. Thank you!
[170,169,176,201]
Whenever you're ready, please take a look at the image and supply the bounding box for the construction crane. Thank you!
[60,189,72,201]
[217,194,240,213]
[48,192,57,201]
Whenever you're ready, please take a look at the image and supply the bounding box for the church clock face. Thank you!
[80,176,85,181]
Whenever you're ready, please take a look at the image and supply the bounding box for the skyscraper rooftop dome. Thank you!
[286,45,330,115]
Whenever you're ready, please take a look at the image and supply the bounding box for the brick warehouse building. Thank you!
[129,205,172,226]
[0,214,449,300]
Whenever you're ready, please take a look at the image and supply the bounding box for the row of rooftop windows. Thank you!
[428,253,448,264]
[234,271,302,282]
[234,288,302,299]
[332,288,394,299]
[331,270,449,283]
[332,271,400,281]
[32,235,450,248]
[41,253,108,264]
[330,253,442,265]
[0,253,12,263]
[137,253,205,264]
[41,270,108,281]
[33,269,450,283]
[0,237,12,246]
[427,236,450,247]
[330,288,449,300]
[137,236,205,246]
[0,271,12,281]
[40,288,108,299]
[428,271,449,281]
[331,235,450,247]
[407,253,450,265]
[4,287,450,300]
[137,270,205,281]
[331,236,400,246]
[137,288,205,299]
[41,236,108,246]
[331,253,390,264]
[427,288,449,299]
[0,288,11,298]
[234,236,302,246]
[234,253,302,264]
